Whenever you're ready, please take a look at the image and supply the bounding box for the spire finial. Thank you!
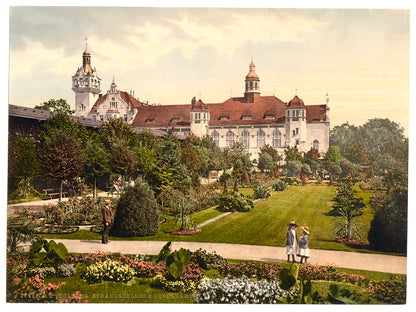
[295,88,298,96]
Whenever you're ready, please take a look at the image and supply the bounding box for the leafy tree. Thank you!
[331,182,365,239]
[285,160,302,177]
[301,163,311,176]
[329,164,342,180]
[342,141,370,164]
[260,144,281,162]
[83,132,111,200]
[258,153,274,174]
[39,113,89,146]
[304,147,320,161]
[39,135,85,201]
[329,122,359,151]
[8,135,39,199]
[35,98,74,115]
[324,145,342,165]
[99,117,135,147]
[284,146,303,162]
[359,118,404,154]
[368,188,407,253]
[110,182,160,237]
[158,132,190,192]
[224,141,252,185]
[110,140,138,186]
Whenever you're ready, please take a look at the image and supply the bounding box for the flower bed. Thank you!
[195,276,299,304]
[82,258,135,284]
[364,275,406,304]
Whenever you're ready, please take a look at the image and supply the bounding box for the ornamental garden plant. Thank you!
[6,239,406,304]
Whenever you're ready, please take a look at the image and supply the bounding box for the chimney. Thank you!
[191,96,196,108]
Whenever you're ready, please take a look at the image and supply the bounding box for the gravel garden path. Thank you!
[42,239,406,275]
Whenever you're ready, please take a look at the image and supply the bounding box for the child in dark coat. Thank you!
[298,226,310,263]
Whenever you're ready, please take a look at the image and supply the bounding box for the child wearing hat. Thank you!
[286,221,298,263]
[298,226,310,263]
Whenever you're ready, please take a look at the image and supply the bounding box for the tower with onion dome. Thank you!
[244,60,260,103]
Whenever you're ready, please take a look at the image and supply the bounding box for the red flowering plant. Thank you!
[298,263,366,284]
[7,274,65,303]
[364,275,406,304]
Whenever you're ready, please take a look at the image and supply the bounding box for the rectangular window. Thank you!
[242,115,252,120]
[124,114,128,121]
[220,116,230,120]
[100,115,103,121]
[145,119,155,123]
[171,118,180,122]
[264,115,275,120]
[296,139,300,145]
[296,128,299,135]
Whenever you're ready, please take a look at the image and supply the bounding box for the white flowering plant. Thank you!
[82,259,135,284]
[195,276,299,304]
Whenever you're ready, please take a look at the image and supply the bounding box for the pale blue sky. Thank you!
[8,4,410,134]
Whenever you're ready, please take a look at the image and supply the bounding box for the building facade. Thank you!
[133,61,330,159]
[72,48,142,123]
[71,47,329,159]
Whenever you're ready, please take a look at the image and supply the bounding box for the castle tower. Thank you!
[244,60,260,103]
[190,97,210,137]
[72,45,101,117]
[285,94,307,151]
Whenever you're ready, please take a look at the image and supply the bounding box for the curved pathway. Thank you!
[45,239,406,275]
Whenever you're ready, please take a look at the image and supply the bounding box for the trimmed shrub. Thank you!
[253,185,271,199]
[110,182,159,237]
[217,192,254,212]
[273,180,288,191]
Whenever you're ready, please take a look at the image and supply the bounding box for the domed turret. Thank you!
[244,59,260,103]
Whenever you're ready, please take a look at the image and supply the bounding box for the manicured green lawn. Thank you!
[43,184,378,253]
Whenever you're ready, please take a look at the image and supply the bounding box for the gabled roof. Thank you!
[90,91,143,113]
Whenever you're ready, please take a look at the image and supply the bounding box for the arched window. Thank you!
[313,140,319,151]
[241,130,250,149]
[257,129,265,147]
[212,131,219,147]
[273,129,281,148]
[226,131,235,148]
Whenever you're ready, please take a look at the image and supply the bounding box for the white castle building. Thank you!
[72,47,142,122]
[72,47,330,159]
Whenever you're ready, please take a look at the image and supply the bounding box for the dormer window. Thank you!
[264,114,275,120]
[171,118,180,122]
[220,116,230,120]
[145,119,155,123]
[242,115,252,120]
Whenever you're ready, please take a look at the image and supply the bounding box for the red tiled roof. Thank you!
[132,104,191,127]
[90,91,143,113]
[132,95,327,128]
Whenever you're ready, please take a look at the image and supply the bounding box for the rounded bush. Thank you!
[110,182,159,237]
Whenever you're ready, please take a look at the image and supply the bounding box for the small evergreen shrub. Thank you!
[217,192,254,212]
[253,185,271,199]
[273,180,288,191]
[110,182,159,237]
